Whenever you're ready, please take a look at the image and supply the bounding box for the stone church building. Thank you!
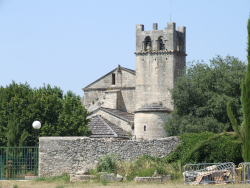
[81,22,186,140]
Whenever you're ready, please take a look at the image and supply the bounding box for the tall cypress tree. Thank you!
[227,16,250,161]
[242,16,250,161]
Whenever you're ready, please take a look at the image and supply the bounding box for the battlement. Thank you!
[136,22,179,31]
[135,22,186,52]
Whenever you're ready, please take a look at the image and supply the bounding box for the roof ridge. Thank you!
[83,65,135,89]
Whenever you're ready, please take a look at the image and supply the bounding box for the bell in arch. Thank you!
[146,41,152,51]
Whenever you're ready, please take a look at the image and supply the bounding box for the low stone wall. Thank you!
[39,136,180,177]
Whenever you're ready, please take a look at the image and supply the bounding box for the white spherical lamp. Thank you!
[32,121,41,130]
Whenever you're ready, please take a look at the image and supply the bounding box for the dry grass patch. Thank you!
[1,180,250,188]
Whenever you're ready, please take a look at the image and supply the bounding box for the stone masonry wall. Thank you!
[87,69,135,89]
[39,136,180,177]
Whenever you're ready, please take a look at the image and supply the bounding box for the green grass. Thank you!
[34,173,70,183]
[56,186,65,188]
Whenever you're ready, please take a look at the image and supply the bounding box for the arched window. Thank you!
[158,36,165,50]
[144,36,151,51]
[177,41,182,52]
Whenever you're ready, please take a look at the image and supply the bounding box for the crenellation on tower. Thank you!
[136,24,144,31]
[153,23,158,30]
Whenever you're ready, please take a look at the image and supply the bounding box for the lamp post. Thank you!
[32,120,41,176]
[32,121,41,146]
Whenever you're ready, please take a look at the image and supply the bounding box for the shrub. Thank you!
[166,132,243,165]
[124,155,168,180]
[97,154,118,173]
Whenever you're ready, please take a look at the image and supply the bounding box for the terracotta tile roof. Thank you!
[88,115,129,138]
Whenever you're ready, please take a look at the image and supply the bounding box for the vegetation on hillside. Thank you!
[0,81,91,147]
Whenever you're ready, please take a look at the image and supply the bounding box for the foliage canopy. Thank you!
[0,81,91,146]
[165,55,246,135]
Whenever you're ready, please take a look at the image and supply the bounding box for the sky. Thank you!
[0,0,249,97]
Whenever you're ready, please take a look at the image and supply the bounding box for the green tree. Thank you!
[0,81,91,146]
[165,55,246,136]
[242,16,250,161]
[6,118,29,147]
[227,17,250,161]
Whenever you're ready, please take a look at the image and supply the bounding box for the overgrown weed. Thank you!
[100,178,108,185]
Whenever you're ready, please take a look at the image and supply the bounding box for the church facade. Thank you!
[81,22,186,140]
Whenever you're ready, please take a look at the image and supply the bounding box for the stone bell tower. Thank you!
[134,22,186,139]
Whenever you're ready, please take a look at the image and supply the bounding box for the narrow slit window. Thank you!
[112,73,115,85]
[144,125,146,131]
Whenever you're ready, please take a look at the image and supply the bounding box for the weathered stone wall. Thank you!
[119,89,135,113]
[135,53,175,111]
[82,89,105,108]
[82,68,136,113]
[39,136,180,177]
[86,69,135,89]
[101,90,119,109]
[83,88,136,114]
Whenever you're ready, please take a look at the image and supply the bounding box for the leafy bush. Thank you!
[100,178,108,185]
[97,154,118,173]
[166,132,243,165]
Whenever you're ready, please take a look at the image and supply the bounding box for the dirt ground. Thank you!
[1,180,250,188]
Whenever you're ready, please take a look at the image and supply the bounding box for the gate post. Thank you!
[6,147,8,179]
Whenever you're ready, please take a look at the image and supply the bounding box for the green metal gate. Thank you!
[0,147,39,179]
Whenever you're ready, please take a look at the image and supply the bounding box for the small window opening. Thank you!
[112,73,115,85]
[144,125,146,131]
[177,41,182,52]
[158,36,165,51]
[144,36,152,51]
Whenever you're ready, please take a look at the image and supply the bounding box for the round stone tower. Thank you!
[134,103,171,139]
[134,22,186,139]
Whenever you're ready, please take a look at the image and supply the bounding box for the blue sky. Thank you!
[0,0,249,97]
